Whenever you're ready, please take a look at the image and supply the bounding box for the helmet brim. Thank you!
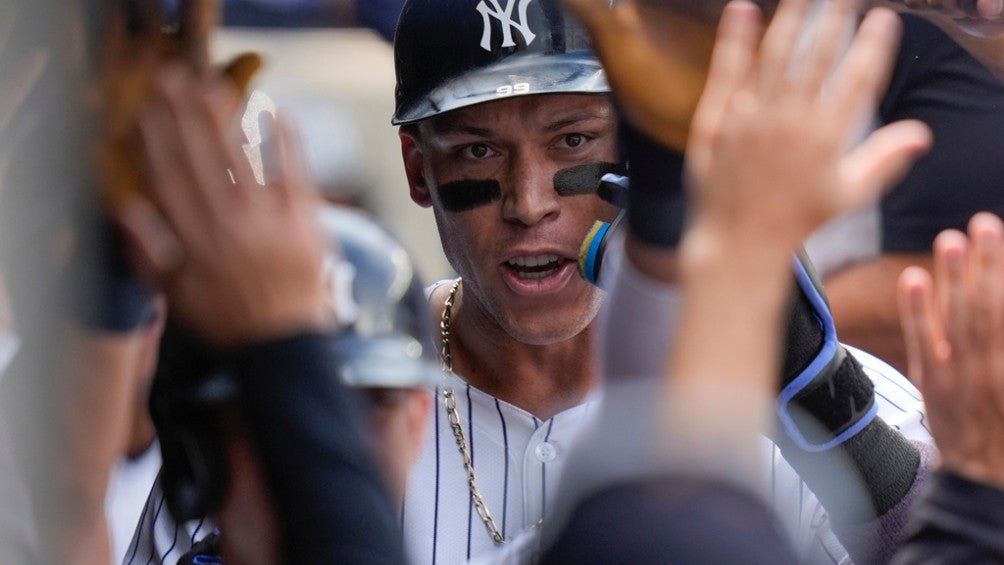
[392,51,608,126]
[333,334,443,389]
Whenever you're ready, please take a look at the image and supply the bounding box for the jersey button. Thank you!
[535,441,557,462]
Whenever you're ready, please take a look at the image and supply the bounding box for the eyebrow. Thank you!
[544,111,610,132]
[430,122,494,137]
[429,109,611,137]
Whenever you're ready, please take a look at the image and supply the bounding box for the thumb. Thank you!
[840,119,932,210]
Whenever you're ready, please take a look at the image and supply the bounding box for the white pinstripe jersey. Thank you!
[403,276,933,565]
[402,345,931,565]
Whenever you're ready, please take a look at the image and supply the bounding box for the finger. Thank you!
[898,265,941,392]
[691,1,764,136]
[200,76,257,191]
[114,198,185,284]
[177,0,218,72]
[828,7,903,136]
[967,213,1004,345]
[756,0,813,96]
[159,69,244,217]
[798,0,856,96]
[271,114,318,207]
[137,70,213,244]
[933,228,971,350]
[839,119,932,209]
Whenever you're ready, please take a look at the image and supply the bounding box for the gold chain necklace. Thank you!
[440,278,507,545]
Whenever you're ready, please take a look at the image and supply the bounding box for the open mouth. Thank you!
[506,254,564,280]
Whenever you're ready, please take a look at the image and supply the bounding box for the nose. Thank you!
[501,151,560,227]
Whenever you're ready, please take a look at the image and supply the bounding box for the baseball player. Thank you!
[392,0,933,563]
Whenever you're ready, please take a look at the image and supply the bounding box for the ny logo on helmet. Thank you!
[477,0,536,52]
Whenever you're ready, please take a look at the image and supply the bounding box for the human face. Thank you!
[401,94,619,345]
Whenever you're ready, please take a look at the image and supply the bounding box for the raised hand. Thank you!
[116,66,328,346]
[684,0,932,253]
[899,212,1004,490]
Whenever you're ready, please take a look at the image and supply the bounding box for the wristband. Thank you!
[620,121,687,247]
[70,218,155,332]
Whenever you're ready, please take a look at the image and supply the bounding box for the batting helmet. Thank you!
[317,204,441,389]
[391,0,609,125]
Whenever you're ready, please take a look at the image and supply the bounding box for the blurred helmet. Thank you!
[317,204,441,389]
[391,0,609,125]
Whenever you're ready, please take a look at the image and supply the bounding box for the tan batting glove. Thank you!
[94,0,261,212]
[562,0,716,152]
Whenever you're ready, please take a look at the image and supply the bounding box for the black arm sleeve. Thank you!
[892,471,1004,564]
[233,334,406,565]
[879,15,1004,252]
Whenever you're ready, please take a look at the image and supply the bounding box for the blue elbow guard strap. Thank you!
[776,254,877,452]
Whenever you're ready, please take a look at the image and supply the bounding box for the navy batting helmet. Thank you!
[317,204,441,389]
[391,0,609,125]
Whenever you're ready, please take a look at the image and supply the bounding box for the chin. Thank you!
[502,300,603,346]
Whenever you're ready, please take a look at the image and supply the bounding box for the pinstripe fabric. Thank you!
[402,373,597,565]
[122,473,209,565]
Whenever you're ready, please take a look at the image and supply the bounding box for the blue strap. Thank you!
[776,254,878,452]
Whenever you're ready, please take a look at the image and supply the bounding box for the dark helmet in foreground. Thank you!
[392,0,609,125]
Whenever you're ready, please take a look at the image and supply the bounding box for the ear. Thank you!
[400,129,434,208]
[403,390,431,466]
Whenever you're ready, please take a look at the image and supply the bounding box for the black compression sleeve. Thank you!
[234,334,406,564]
[773,414,920,524]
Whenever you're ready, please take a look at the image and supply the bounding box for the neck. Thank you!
[437,285,599,420]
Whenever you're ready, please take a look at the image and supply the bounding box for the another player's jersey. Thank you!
[121,480,213,565]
